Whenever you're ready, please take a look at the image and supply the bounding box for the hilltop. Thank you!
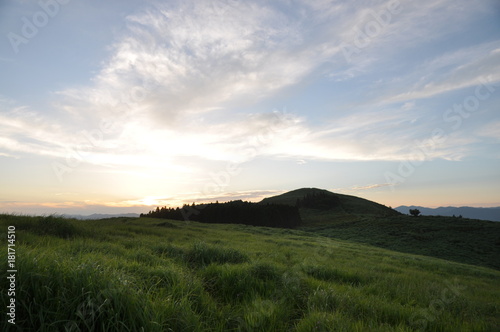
[261,188,399,225]
[261,188,396,214]
[141,188,500,269]
[141,188,398,228]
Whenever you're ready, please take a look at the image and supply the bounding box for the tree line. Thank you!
[141,200,302,228]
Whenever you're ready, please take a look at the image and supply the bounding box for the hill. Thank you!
[261,188,399,225]
[300,214,500,270]
[141,189,500,270]
[260,188,500,270]
[395,205,500,221]
[1,214,499,331]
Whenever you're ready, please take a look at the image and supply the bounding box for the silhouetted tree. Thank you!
[409,209,421,217]
[141,200,301,228]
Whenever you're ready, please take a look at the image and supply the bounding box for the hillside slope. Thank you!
[301,215,500,270]
[261,188,399,224]
[1,214,499,331]
[261,189,500,270]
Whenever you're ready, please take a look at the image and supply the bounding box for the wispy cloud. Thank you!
[350,183,393,191]
[327,0,492,78]
[0,152,18,158]
[1,0,498,169]
[478,120,500,140]
[72,0,326,123]
[379,42,500,104]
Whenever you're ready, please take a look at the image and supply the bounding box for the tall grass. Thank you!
[0,214,499,331]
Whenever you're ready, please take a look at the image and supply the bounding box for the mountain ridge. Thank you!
[63,213,140,220]
[395,205,500,222]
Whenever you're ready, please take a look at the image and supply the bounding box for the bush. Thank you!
[409,209,421,217]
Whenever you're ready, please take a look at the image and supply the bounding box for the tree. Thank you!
[409,209,421,217]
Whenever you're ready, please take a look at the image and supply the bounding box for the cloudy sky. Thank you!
[1,0,499,215]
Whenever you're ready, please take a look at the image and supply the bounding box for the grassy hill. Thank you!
[301,214,500,270]
[1,214,499,331]
[262,188,500,270]
[261,188,399,223]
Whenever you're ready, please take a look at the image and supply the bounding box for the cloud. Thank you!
[350,183,393,191]
[67,0,327,124]
[0,189,286,215]
[180,189,285,204]
[0,152,17,158]
[380,42,500,103]
[0,0,333,167]
[478,121,500,140]
[1,0,498,169]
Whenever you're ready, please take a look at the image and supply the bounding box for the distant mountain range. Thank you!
[395,206,500,222]
[64,213,140,220]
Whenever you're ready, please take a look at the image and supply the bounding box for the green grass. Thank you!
[262,188,500,270]
[300,214,500,270]
[1,214,499,331]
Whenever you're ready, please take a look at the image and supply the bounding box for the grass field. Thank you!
[1,214,499,331]
[299,213,500,270]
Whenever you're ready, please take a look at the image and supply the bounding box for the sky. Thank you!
[1,0,499,215]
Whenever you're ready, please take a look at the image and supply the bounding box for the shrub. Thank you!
[409,209,421,217]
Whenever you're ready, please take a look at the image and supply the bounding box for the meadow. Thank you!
[300,212,500,270]
[1,214,499,331]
